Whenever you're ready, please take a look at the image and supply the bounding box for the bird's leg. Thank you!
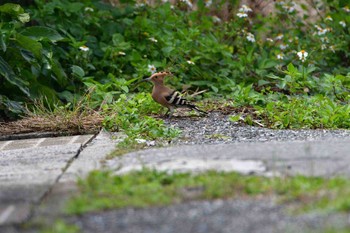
[164,108,170,118]
[164,107,175,119]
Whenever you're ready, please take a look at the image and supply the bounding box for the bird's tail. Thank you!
[191,106,208,115]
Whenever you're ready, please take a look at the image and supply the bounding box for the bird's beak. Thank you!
[134,77,151,86]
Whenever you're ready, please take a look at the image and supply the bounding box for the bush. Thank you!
[1,0,349,131]
[0,3,72,118]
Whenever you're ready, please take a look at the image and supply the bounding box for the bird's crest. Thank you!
[150,71,173,78]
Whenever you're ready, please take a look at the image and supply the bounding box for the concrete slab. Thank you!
[31,131,121,226]
[0,135,93,151]
[59,131,121,183]
[0,134,94,226]
[117,158,266,175]
[107,138,350,178]
[0,204,31,225]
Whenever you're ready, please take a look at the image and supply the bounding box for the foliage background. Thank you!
[0,0,349,129]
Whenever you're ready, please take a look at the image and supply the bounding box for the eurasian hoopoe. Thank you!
[139,71,207,117]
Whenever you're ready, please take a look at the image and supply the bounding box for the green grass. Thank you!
[40,220,79,233]
[255,96,350,129]
[66,169,350,215]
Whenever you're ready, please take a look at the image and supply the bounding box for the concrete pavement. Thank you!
[1,130,350,232]
[0,133,108,226]
[108,138,350,178]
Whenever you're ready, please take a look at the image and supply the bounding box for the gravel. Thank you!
[164,111,350,145]
[70,198,349,233]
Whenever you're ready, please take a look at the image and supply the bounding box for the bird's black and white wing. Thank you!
[165,91,207,114]
[165,91,191,107]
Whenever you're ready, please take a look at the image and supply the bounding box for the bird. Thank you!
[138,71,208,118]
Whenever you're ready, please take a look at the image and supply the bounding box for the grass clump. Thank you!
[66,169,350,215]
[102,93,181,157]
[0,97,103,136]
[255,95,350,129]
[40,220,80,233]
[103,93,180,140]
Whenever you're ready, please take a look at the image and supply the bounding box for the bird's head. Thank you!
[138,71,173,85]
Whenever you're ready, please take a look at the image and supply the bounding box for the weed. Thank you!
[255,96,350,129]
[66,169,350,215]
[40,220,80,233]
[0,95,103,136]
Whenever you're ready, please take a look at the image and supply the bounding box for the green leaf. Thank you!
[112,33,125,45]
[0,3,24,16]
[229,114,242,122]
[0,34,6,52]
[258,80,270,86]
[20,26,64,42]
[259,59,278,69]
[51,59,68,86]
[15,33,43,59]
[161,47,174,56]
[121,86,129,93]
[68,2,85,12]
[287,63,297,74]
[0,96,24,114]
[71,65,85,78]
[211,85,218,93]
[0,55,29,96]
[18,13,30,23]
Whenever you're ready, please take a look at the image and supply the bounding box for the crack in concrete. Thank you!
[23,133,98,224]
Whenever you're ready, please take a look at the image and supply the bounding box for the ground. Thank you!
[1,111,350,232]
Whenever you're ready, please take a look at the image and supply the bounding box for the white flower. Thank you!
[237,4,252,18]
[181,0,193,8]
[84,7,94,12]
[343,6,350,13]
[135,3,145,8]
[275,33,284,40]
[79,45,89,52]
[148,64,156,74]
[147,140,156,146]
[187,60,195,65]
[279,44,288,50]
[325,15,333,21]
[135,139,155,146]
[287,7,295,13]
[320,37,329,43]
[118,51,126,56]
[239,5,252,13]
[339,21,346,27]
[135,139,147,144]
[212,16,221,23]
[266,38,274,42]
[297,50,308,62]
[148,37,158,43]
[314,25,322,31]
[205,0,212,7]
[321,44,327,50]
[317,28,329,36]
[277,53,284,60]
[237,12,248,18]
[314,25,329,36]
[329,45,335,53]
[246,33,255,42]
[281,1,296,13]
